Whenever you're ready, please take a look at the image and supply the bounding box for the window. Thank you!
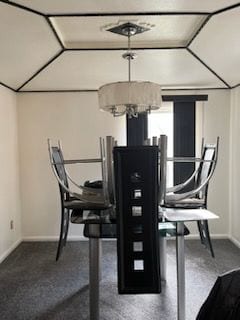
[148,102,173,187]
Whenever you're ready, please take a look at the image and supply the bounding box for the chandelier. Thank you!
[98,22,162,118]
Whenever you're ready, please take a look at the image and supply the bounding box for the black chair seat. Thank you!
[84,224,117,238]
[64,200,111,210]
[164,198,205,208]
[71,207,114,224]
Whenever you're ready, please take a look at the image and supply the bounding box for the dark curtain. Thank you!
[125,96,208,190]
[126,113,148,146]
[173,101,195,190]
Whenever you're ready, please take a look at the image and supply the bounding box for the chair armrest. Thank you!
[166,167,199,193]
[165,162,215,202]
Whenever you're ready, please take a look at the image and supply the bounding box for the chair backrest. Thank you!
[144,135,168,205]
[48,138,112,206]
[50,145,70,201]
[195,138,219,200]
[105,136,115,205]
[164,137,219,203]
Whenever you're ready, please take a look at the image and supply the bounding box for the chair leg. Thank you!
[197,221,205,245]
[63,210,70,246]
[197,220,215,258]
[56,208,69,261]
[203,220,215,258]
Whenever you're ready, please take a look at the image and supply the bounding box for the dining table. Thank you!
[71,205,218,320]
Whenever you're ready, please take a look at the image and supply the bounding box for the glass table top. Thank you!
[70,206,218,225]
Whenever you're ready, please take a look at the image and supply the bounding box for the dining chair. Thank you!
[48,138,112,260]
[163,137,219,257]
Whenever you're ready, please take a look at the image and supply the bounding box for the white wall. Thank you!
[17,89,231,240]
[229,86,240,245]
[17,92,126,240]
[200,90,230,236]
[0,85,21,262]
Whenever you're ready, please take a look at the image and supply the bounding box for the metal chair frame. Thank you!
[48,138,111,260]
[163,137,219,257]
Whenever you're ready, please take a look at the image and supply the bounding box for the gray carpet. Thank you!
[0,240,240,320]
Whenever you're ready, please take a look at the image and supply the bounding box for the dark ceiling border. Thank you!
[187,15,212,46]
[0,1,64,49]
[188,2,240,47]
[18,87,229,93]
[14,43,231,92]
[232,83,240,89]
[9,0,238,16]
[45,17,64,49]
[163,87,230,91]
[47,11,210,18]
[1,0,239,92]
[213,2,240,15]
[65,46,186,51]
[0,81,16,92]
[186,48,230,88]
[1,0,43,16]
[17,50,64,91]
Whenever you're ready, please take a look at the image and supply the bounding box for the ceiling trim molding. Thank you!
[2,1,239,91]
[164,87,229,91]
[213,2,240,15]
[187,3,240,47]
[64,46,186,51]
[17,49,64,91]
[18,87,229,93]
[0,81,16,92]
[187,15,212,46]
[19,89,98,93]
[187,2,240,49]
[6,0,240,17]
[231,83,240,89]
[45,17,64,49]
[1,1,65,51]
[47,11,210,18]
[186,48,231,88]
[2,0,43,16]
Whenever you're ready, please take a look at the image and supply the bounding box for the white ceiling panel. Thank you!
[9,0,239,14]
[131,50,225,88]
[21,51,129,90]
[190,7,240,86]
[21,50,225,91]
[51,15,206,48]
[0,2,61,89]
[1,1,239,90]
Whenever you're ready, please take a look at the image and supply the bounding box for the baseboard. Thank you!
[166,233,228,240]
[2,234,236,264]
[0,238,22,264]
[22,235,87,241]
[229,235,240,248]
[22,234,229,242]
[184,233,229,240]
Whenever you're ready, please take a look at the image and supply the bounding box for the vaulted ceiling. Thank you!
[0,0,239,92]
